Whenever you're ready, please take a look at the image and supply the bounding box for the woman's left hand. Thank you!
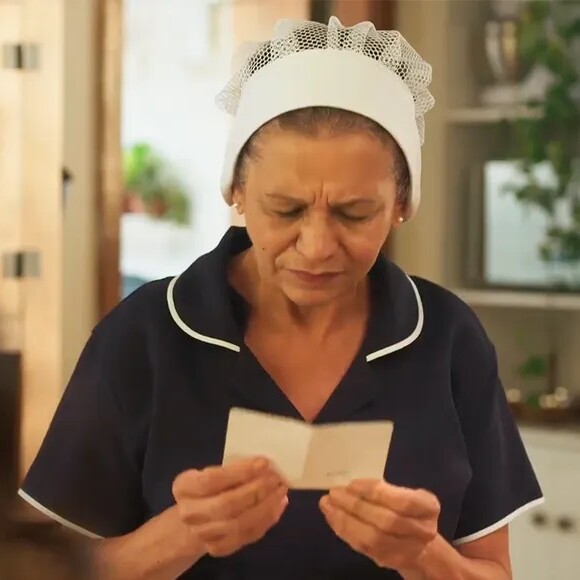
[319,479,440,573]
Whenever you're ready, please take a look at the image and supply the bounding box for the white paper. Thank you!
[222,407,394,489]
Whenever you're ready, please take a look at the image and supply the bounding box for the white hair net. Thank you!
[217,16,435,219]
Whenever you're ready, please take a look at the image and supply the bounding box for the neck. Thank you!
[261,281,369,340]
[230,249,369,341]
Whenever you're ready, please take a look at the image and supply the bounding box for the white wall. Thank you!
[121,0,233,280]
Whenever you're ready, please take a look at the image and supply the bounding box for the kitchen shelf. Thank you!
[453,288,580,311]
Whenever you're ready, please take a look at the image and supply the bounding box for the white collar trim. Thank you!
[166,275,240,353]
[167,273,423,361]
[365,275,424,362]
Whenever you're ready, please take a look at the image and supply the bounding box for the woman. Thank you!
[19,17,543,579]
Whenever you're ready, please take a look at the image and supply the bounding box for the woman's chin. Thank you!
[280,283,344,308]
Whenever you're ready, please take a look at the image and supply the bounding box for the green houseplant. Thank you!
[123,143,191,225]
[506,0,580,284]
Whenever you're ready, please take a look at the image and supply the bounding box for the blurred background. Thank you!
[1,0,580,578]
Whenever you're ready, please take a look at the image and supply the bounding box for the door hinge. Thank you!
[2,251,41,279]
[2,43,40,70]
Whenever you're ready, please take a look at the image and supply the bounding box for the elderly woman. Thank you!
[19,17,542,580]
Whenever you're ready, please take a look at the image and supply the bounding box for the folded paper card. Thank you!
[222,407,394,489]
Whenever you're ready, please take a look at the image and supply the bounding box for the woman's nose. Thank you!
[295,214,338,262]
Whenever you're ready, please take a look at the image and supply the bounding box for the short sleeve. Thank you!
[19,315,149,539]
[451,310,544,545]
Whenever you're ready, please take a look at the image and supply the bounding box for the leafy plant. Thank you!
[506,0,580,272]
[518,353,549,379]
[123,143,191,225]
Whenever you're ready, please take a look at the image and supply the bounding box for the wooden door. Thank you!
[332,0,395,27]
[19,0,65,474]
[0,0,66,475]
[0,1,24,354]
[0,0,25,496]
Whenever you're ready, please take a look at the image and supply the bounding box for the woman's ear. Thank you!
[391,206,405,228]
[232,188,245,215]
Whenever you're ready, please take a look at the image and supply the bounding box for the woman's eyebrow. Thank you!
[263,193,306,204]
[264,193,378,206]
[331,197,379,209]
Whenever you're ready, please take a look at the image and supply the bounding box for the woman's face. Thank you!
[234,128,402,307]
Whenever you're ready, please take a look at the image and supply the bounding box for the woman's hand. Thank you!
[319,479,439,573]
[172,457,288,558]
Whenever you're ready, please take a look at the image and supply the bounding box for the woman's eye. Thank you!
[275,208,303,218]
[272,208,370,221]
[338,213,369,222]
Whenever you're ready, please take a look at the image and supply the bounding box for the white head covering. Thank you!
[216,16,435,220]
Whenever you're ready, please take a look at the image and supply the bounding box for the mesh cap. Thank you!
[217,16,435,220]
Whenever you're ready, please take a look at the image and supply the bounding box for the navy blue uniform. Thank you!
[20,227,543,579]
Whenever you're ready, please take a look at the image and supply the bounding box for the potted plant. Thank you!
[505,0,580,287]
[122,143,191,225]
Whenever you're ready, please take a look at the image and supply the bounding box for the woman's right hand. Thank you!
[172,457,288,557]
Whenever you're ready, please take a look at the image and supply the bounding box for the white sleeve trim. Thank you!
[452,496,545,546]
[17,489,103,540]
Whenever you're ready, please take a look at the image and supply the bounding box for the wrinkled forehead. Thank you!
[245,130,397,201]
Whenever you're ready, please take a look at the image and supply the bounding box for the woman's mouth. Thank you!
[287,269,341,285]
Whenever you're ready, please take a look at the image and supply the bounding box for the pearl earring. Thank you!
[398,216,404,224]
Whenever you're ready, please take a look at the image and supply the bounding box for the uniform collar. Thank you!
[167,226,423,361]
[364,256,424,362]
